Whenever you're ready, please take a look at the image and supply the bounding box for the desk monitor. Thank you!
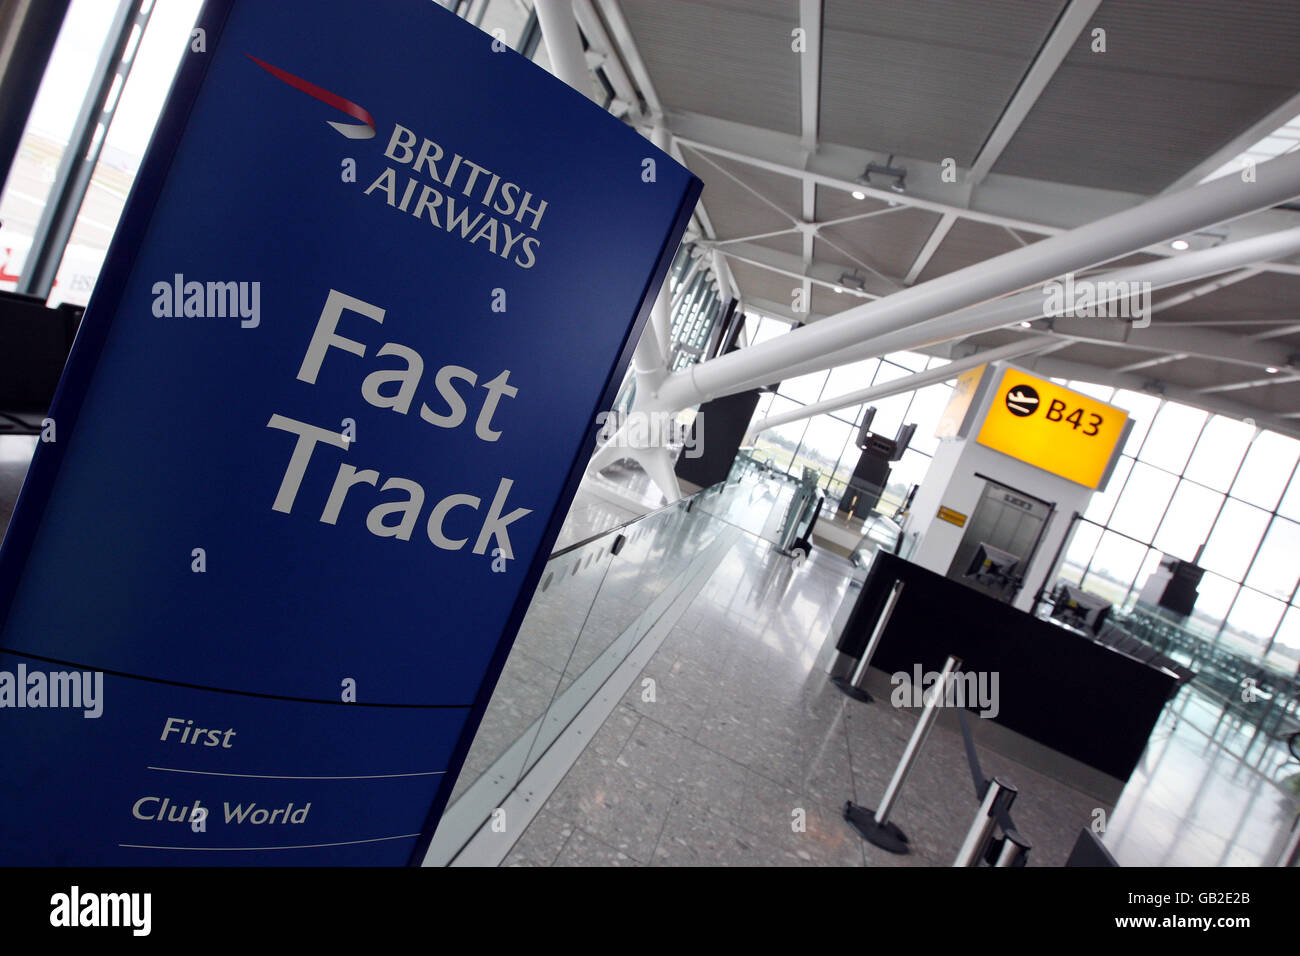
[1051,582,1112,635]
[964,542,1019,592]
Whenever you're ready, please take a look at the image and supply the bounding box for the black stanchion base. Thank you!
[843,801,909,854]
[831,675,873,703]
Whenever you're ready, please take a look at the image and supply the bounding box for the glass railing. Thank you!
[424,469,792,864]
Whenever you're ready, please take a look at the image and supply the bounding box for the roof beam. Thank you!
[1045,319,1295,371]
[796,1,822,319]
[664,109,1300,275]
[797,0,822,151]
[969,0,1102,182]
[595,0,661,116]
[1111,354,1182,374]
[668,109,1128,233]
[745,295,830,325]
[800,180,815,323]
[574,0,638,114]
[903,213,956,285]
[748,338,1060,437]
[903,0,1101,284]
[1156,319,1299,328]
[708,239,891,300]
[710,199,905,246]
[1163,89,1300,193]
[1149,266,1262,314]
[714,225,803,246]
[690,146,799,225]
[1199,371,1300,395]
[1250,320,1300,342]
[595,0,727,285]
[710,246,738,303]
[721,225,1300,396]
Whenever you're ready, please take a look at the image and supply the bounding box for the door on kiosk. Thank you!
[946,478,1052,602]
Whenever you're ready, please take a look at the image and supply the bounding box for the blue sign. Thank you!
[0,0,699,864]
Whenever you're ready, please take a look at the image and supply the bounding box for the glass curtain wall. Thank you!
[1052,384,1300,674]
[743,314,954,515]
[0,0,206,306]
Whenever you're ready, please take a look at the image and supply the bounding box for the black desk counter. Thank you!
[837,551,1176,781]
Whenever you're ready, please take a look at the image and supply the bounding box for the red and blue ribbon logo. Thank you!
[248,54,376,140]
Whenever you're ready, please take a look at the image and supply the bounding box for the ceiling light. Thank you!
[838,271,866,292]
[1170,239,1190,251]
[1019,321,1032,328]
[1266,366,1279,374]
[859,154,907,195]
[833,286,843,294]
[851,189,866,200]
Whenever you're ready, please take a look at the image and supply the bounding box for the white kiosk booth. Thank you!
[901,361,1133,613]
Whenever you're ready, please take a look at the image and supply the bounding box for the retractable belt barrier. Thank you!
[841,652,1033,864]
[843,655,961,854]
[953,699,1031,866]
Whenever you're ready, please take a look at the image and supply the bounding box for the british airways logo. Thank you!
[248,54,547,268]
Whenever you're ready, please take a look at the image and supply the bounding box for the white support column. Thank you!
[745,338,1057,439]
[574,0,638,112]
[545,0,682,500]
[535,0,592,99]
[721,224,1300,396]
[649,152,1300,412]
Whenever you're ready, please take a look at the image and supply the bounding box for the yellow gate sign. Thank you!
[976,368,1127,489]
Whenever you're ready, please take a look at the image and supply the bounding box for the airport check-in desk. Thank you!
[834,551,1177,782]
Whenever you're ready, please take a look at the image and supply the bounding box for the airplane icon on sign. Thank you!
[1005,385,1040,417]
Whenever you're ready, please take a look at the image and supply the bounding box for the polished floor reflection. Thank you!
[502,525,1300,867]
[1106,693,1300,866]
[503,538,1101,866]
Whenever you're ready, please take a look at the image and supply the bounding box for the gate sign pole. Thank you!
[0,0,700,865]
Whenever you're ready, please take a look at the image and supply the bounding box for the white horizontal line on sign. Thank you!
[146,766,445,780]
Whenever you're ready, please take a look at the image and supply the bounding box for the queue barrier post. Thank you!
[953,776,1018,867]
[843,654,962,854]
[832,578,905,704]
[992,828,1032,867]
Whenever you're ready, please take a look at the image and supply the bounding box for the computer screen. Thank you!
[964,542,1020,590]
[1050,582,1112,635]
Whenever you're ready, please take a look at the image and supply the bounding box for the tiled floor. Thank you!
[498,524,1300,867]
[502,536,1114,867]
